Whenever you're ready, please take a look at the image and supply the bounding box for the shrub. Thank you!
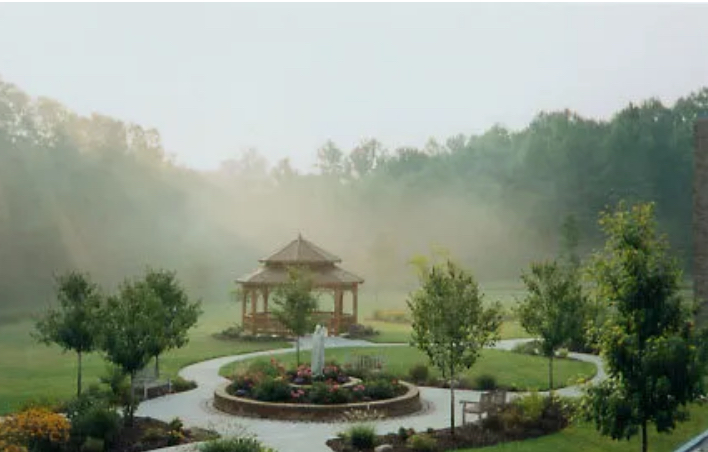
[498,404,525,433]
[199,436,277,452]
[473,374,497,390]
[98,365,131,408]
[397,426,410,441]
[362,378,399,400]
[141,428,164,443]
[65,393,122,446]
[371,309,410,324]
[406,433,437,452]
[166,429,185,446]
[514,392,545,424]
[172,376,197,393]
[511,340,542,356]
[347,424,376,450]
[481,413,504,432]
[71,404,121,445]
[308,382,351,404]
[348,323,379,338]
[168,417,184,432]
[252,377,291,402]
[82,437,105,452]
[408,364,429,383]
[556,347,569,359]
[216,324,244,339]
[0,407,71,452]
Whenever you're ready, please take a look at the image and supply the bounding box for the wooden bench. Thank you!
[133,366,172,400]
[460,389,507,424]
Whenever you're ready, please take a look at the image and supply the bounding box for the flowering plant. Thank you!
[0,408,70,452]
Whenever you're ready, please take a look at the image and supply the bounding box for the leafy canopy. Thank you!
[517,260,587,357]
[408,259,502,375]
[143,267,202,360]
[271,266,319,338]
[583,201,708,451]
[34,271,103,354]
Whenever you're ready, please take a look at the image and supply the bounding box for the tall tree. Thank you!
[271,267,319,366]
[101,280,161,426]
[516,260,586,390]
[583,201,708,452]
[34,271,103,397]
[143,268,202,376]
[408,258,502,436]
[316,140,345,177]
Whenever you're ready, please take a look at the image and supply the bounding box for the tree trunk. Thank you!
[77,351,82,397]
[128,372,136,427]
[450,364,456,436]
[154,355,160,377]
[642,420,648,452]
[296,335,301,367]
[549,354,554,392]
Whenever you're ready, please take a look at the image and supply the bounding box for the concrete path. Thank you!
[137,337,605,452]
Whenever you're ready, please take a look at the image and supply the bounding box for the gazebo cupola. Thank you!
[236,234,364,336]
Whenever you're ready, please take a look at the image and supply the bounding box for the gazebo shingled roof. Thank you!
[258,234,342,264]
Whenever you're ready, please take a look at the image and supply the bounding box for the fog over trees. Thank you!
[1,76,706,316]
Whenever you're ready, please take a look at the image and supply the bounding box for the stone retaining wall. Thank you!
[213,381,422,421]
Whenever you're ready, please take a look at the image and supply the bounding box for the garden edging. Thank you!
[213,380,422,421]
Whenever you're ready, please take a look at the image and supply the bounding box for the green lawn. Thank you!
[358,284,531,345]
[219,346,595,391]
[0,302,289,415]
[364,320,531,344]
[464,402,708,452]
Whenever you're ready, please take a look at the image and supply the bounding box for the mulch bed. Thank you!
[326,408,569,452]
[109,417,218,452]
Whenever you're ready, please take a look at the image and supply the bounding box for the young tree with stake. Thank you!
[34,271,103,397]
[408,258,502,436]
[271,266,319,366]
[143,267,202,376]
[516,260,586,391]
[101,280,161,426]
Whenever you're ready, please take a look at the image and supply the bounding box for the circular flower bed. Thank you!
[226,358,407,405]
[215,357,422,421]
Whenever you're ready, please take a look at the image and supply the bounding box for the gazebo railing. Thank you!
[243,311,355,336]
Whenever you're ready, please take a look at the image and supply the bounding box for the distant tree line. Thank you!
[1,75,706,311]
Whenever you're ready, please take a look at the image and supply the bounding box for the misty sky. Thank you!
[1,3,707,171]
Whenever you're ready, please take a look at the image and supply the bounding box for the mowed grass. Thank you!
[467,402,708,452]
[219,346,595,392]
[0,301,289,415]
[364,320,531,344]
[358,283,531,344]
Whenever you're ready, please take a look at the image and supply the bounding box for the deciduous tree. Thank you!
[583,201,708,452]
[143,268,202,376]
[271,267,319,366]
[33,271,103,397]
[407,258,502,435]
[516,260,586,390]
[101,280,161,426]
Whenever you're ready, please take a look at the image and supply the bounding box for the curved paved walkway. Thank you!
[138,337,605,452]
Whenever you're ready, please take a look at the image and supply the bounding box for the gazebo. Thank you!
[236,234,364,336]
